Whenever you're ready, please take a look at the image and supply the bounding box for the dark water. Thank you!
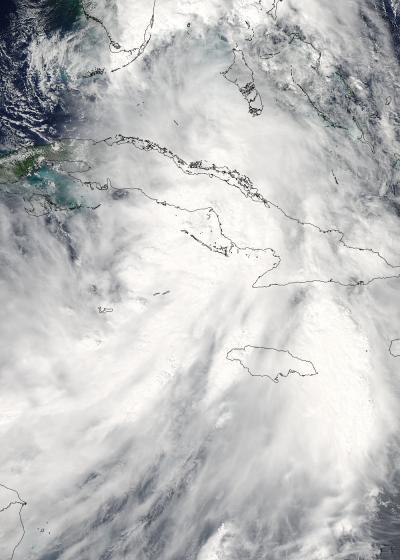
[377,0,400,55]
[42,0,82,33]
[0,0,16,33]
[0,0,82,148]
[380,0,400,22]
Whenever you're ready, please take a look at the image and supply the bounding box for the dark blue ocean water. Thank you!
[0,0,16,33]
[0,0,82,148]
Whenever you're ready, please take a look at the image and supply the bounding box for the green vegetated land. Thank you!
[0,141,74,183]
[0,140,91,214]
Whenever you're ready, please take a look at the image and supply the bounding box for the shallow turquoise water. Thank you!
[27,166,80,208]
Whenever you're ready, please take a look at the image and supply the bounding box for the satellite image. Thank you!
[1,0,400,558]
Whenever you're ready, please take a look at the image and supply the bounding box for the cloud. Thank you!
[2,0,400,558]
